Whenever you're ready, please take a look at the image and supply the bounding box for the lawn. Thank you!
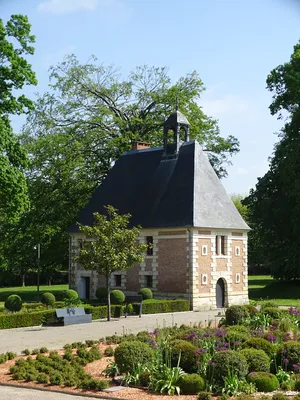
[0,284,68,303]
[248,275,300,306]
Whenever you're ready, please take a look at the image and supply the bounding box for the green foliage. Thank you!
[49,371,64,385]
[243,338,276,357]
[245,42,300,280]
[6,351,16,360]
[170,340,198,373]
[197,392,212,400]
[114,340,153,373]
[248,372,280,392]
[95,287,108,302]
[39,347,48,354]
[0,309,56,329]
[104,346,114,356]
[0,14,37,223]
[138,288,153,300]
[272,394,289,400]
[239,348,270,372]
[23,349,30,356]
[133,299,190,314]
[209,350,248,386]
[36,372,49,384]
[279,341,300,371]
[293,375,300,391]
[64,289,78,301]
[231,194,249,222]
[149,363,185,395]
[110,289,125,305]
[0,353,8,363]
[225,305,249,325]
[4,294,23,312]
[263,307,285,319]
[76,206,146,320]
[179,373,205,394]
[41,292,56,308]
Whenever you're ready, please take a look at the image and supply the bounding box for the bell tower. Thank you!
[163,103,190,159]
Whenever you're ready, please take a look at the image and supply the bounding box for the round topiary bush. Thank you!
[110,290,125,305]
[208,350,248,386]
[5,294,23,312]
[64,289,79,301]
[114,340,153,373]
[263,307,285,319]
[247,372,280,392]
[239,348,270,372]
[243,337,276,357]
[41,292,56,308]
[225,305,249,325]
[170,340,198,373]
[95,287,108,303]
[179,373,205,394]
[138,288,153,300]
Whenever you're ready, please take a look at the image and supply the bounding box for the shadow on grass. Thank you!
[249,280,300,300]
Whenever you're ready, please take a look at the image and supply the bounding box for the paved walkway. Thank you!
[0,310,222,354]
[0,385,102,399]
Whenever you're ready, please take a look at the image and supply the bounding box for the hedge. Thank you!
[83,305,123,319]
[133,299,190,314]
[0,310,57,329]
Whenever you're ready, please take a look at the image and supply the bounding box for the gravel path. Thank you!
[0,310,222,354]
[0,385,103,399]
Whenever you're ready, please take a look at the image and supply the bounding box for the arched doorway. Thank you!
[216,278,225,308]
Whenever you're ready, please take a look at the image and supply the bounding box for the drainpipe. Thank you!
[187,228,193,311]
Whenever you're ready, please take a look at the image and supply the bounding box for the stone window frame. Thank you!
[201,274,208,285]
[146,236,153,256]
[201,244,208,256]
[215,234,228,257]
[235,273,241,284]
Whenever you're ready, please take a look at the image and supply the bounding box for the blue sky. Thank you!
[1,0,299,194]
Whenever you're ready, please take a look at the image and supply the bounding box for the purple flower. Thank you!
[281,349,287,354]
[293,364,300,371]
[153,329,159,336]
[267,334,276,342]
[203,333,211,338]
[283,358,289,365]
[186,332,198,340]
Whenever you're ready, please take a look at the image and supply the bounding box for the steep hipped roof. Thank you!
[70,141,249,232]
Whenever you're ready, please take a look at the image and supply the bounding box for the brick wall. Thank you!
[197,238,212,294]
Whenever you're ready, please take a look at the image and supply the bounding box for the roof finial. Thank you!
[175,92,179,111]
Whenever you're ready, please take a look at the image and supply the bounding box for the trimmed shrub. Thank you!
[95,287,108,302]
[4,294,23,312]
[39,347,48,354]
[0,353,8,363]
[110,290,125,305]
[179,373,205,394]
[138,288,153,300]
[261,301,279,310]
[243,337,276,357]
[23,349,30,355]
[64,289,78,301]
[197,392,212,400]
[49,371,64,385]
[132,299,190,314]
[239,348,270,372]
[84,304,123,319]
[104,346,114,357]
[0,309,56,329]
[248,372,280,392]
[6,352,16,360]
[209,350,248,386]
[170,340,198,373]
[225,305,249,325]
[41,292,56,308]
[114,340,153,373]
[37,373,49,384]
[263,307,285,319]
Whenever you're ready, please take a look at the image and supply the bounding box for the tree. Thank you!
[16,56,239,272]
[244,41,300,279]
[0,14,37,222]
[231,193,249,222]
[76,206,147,320]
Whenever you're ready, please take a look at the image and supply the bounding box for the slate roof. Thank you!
[70,140,249,232]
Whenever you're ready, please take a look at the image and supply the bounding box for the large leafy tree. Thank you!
[244,41,300,279]
[0,14,37,222]
[16,57,239,270]
[76,206,146,320]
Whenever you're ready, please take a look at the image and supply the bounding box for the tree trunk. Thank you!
[106,275,111,321]
[21,274,25,287]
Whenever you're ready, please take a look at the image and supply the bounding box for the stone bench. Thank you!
[124,295,143,318]
[56,307,92,326]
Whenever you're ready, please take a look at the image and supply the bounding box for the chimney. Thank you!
[132,141,151,151]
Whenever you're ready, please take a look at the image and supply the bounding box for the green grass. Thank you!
[248,275,300,306]
[0,284,68,303]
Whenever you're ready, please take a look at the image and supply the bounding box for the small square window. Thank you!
[115,275,122,287]
[235,246,241,256]
[146,236,153,256]
[202,245,208,256]
[201,274,208,285]
[146,275,153,288]
[235,273,241,284]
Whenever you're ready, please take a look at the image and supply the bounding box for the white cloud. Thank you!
[38,0,98,14]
